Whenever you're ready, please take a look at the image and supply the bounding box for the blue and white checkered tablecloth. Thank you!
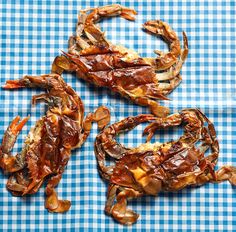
[0,0,235,231]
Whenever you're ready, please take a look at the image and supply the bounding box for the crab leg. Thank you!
[154,36,188,81]
[45,173,71,213]
[195,109,220,166]
[2,79,25,89]
[31,93,49,105]
[6,175,27,194]
[77,5,137,48]
[83,4,137,21]
[191,112,236,186]
[68,14,90,54]
[67,4,137,55]
[105,184,142,225]
[7,171,44,196]
[115,86,170,118]
[3,74,74,92]
[214,166,236,185]
[184,165,236,188]
[44,146,72,213]
[158,74,182,96]
[143,20,188,72]
[143,113,182,142]
[3,75,49,89]
[0,116,29,173]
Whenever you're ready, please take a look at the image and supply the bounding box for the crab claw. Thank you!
[0,116,29,173]
[1,116,29,154]
[9,116,29,135]
[2,80,25,89]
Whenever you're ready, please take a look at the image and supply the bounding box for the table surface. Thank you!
[0,0,235,231]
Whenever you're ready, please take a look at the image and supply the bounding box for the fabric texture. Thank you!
[0,0,235,231]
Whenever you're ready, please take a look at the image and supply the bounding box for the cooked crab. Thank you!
[0,74,110,213]
[52,4,188,117]
[94,109,236,225]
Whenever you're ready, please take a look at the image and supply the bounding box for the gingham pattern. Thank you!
[0,0,235,231]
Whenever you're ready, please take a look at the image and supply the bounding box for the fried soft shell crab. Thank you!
[52,4,188,117]
[95,109,236,225]
[0,74,110,213]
